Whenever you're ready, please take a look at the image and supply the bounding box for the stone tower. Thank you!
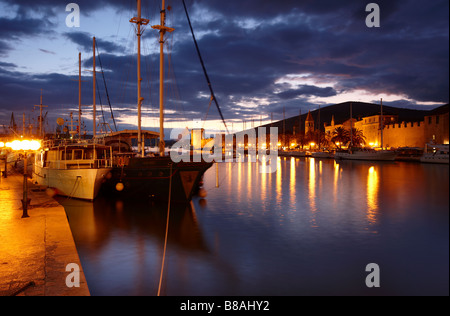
[305,111,314,135]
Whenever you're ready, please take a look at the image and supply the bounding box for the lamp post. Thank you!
[0,141,6,178]
[6,140,41,218]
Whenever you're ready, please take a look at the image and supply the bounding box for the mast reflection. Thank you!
[59,197,208,254]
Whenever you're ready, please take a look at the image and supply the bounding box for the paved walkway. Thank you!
[0,170,90,296]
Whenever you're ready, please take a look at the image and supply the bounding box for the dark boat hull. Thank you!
[100,156,213,204]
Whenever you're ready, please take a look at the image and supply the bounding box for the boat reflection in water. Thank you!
[57,196,209,296]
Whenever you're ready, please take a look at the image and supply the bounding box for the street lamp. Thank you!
[0,142,7,178]
[6,140,41,218]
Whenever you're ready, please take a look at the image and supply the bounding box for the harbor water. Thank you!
[58,156,449,296]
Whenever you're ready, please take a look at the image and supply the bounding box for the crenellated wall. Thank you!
[325,109,449,148]
[383,121,425,148]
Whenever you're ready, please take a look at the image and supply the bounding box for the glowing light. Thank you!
[0,142,4,148]
[6,139,41,151]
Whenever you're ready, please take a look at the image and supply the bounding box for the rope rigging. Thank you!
[95,42,118,132]
[182,0,229,134]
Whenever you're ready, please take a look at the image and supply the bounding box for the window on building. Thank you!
[436,116,440,124]
[428,117,432,124]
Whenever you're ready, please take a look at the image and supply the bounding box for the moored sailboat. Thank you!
[33,53,113,201]
[334,100,397,161]
[334,148,396,161]
[101,0,213,203]
[33,139,113,200]
[420,143,449,164]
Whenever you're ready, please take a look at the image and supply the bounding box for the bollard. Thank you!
[21,154,30,218]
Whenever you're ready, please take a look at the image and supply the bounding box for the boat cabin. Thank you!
[36,144,113,169]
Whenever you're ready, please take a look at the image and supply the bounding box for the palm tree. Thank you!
[331,127,350,149]
[350,128,366,148]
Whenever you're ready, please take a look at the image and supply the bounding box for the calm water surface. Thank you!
[59,157,449,296]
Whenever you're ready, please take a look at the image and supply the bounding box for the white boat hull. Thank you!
[311,152,334,159]
[335,151,396,161]
[33,165,111,200]
[420,154,449,164]
[279,151,307,157]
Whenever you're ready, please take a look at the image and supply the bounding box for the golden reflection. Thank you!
[276,157,282,203]
[290,157,296,207]
[367,166,379,228]
[260,159,267,201]
[228,162,232,193]
[237,160,242,202]
[333,160,339,204]
[247,155,252,196]
[309,158,318,227]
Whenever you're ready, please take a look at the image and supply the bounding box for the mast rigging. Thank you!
[182,0,229,134]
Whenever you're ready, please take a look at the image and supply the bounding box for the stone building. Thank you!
[305,111,315,135]
[324,104,449,148]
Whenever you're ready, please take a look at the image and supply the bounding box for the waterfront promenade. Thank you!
[0,171,89,296]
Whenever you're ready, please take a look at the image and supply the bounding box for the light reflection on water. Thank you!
[60,156,449,296]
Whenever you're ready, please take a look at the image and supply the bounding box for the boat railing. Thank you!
[42,137,106,148]
[46,158,113,170]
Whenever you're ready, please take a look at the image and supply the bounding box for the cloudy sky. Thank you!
[0,0,448,136]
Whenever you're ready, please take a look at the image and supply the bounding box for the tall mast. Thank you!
[79,52,82,139]
[93,37,96,139]
[380,98,384,149]
[152,0,174,157]
[350,102,353,148]
[34,89,47,138]
[39,92,43,137]
[283,107,286,147]
[131,0,149,156]
[318,105,321,150]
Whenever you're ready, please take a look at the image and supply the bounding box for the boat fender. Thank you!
[198,188,207,198]
[45,187,57,197]
[116,182,124,192]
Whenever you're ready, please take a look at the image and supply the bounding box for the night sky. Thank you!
[0,0,448,135]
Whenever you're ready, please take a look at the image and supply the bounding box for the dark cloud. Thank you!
[0,0,448,129]
[0,0,130,15]
[64,31,126,54]
[0,13,54,40]
[39,48,56,55]
[276,86,337,99]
